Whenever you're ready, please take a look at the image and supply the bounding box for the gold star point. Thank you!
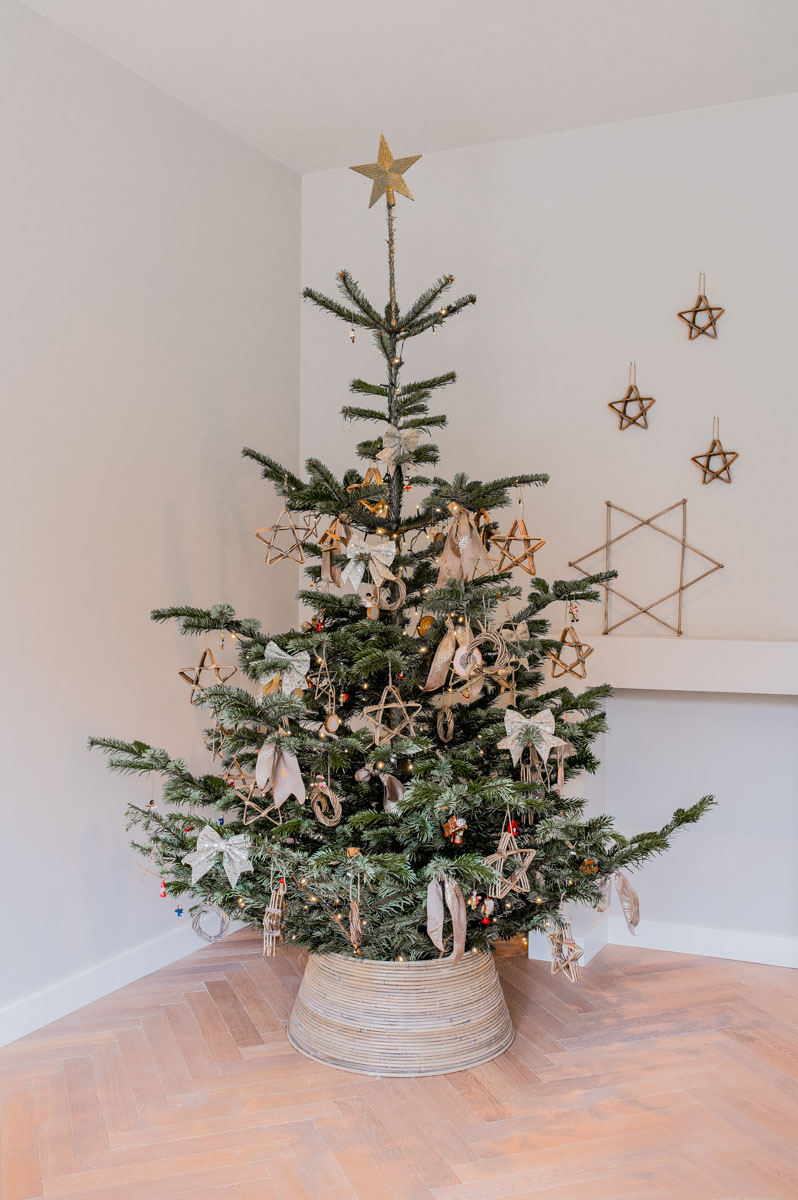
[608,385,656,430]
[691,438,739,485]
[350,134,422,208]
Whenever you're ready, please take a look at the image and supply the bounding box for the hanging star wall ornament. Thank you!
[569,500,723,636]
[608,384,656,430]
[350,135,422,208]
[178,648,237,703]
[691,422,739,484]
[547,626,594,680]
[678,274,724,339]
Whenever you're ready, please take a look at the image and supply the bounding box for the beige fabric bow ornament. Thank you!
[426,874,467,963]
[182,826,252,890]
[376,424,422,475]
[497,708,567,765]
[340,533,397,590]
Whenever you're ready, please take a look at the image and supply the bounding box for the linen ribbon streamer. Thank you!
[436,507,492,587]
[354,762,404,813]
[260,641,310,694]
[256,741,307,807]
[421,620,482,694]
[376,423,422,475]
[596,871,641,935]
[319,514,352,586]
[182,826,253,890]
[340,533,398,590]
[426,874,467,963]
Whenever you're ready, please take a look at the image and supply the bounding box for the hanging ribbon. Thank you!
[354,762,404,813]
[376,423,422,475]
[436,505,492,586]
[614,871,640,935]
[421,618,457,692]
[340,533,397,590]
[256,741,306,806]
[318,514,352,586]
[426,874,467,963]
[182,826,252,890]
[259,641,311,695]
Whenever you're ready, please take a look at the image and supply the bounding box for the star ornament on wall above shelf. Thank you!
[677,273,725,339]
[608,384,656,430]
[568,500,723,636]
[691,431,739,484]
[350,134,422,208]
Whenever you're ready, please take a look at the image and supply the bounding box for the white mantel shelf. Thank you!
[574,636,798,697]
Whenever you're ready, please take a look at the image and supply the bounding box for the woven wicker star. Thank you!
[547,626,594,680]
[483,826,537,899]
[363,683,421,746]
[255,508,315,565]
[239,782,281,827]
[548,924,583,982]
[608,384,656,430]
[691,436,739,485]
[178,648,237,703]
[491,519,546,576]
[678,277,724,339]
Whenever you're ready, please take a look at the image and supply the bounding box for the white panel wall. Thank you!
[0,0,300,1042]
[300,97,798,961]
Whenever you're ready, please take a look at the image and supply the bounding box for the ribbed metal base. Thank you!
[287,951,514,1077]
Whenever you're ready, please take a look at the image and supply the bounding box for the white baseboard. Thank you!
[607,916,798,968]
[0,923,208,1048]
[528,915,798,971]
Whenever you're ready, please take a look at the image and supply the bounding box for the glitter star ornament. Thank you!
[350,135,422,208]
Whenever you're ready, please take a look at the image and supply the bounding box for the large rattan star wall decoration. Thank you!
[568,500,723,636]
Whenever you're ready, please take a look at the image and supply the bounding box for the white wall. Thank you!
[0,0,300,1043]
[301,97,798,963]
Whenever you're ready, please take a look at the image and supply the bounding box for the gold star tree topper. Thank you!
[350,135,422,208]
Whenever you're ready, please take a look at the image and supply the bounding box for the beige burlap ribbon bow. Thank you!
[182,826,252,889]
[376,424,422,475]
[256,741,306,807]
[426,874,467,963]
[436,506,492,587]
[341,533,397,590]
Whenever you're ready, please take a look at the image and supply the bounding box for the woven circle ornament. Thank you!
[255,508,315,565]
[309,776,343,827]
[191,903,230,944]
[376,576,407,612]
[461,631,510,677]
[677,272,725,339]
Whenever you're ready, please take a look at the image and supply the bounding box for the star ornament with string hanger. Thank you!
[483,818,537,900]
[678,272,725,339]
[548,924,584,982]
[608,362,655,430]
[547,624,594,680]
[363,681,422,746]
[178,648,237,703]
[491,485,546,576]
[255,508,315,566]
[350,134,422,208]
[691,417,739,484]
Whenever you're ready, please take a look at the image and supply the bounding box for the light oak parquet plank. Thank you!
[62,1057,110,1159]
[33,1071,77,1180]
[1,1084,43,1200]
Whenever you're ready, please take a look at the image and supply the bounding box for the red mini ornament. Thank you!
[159,880,167,898]
[443,815,467,844]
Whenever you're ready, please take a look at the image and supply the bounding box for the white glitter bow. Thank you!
[260,641,311,694]
[376,424,422,475]
[497,708,566,766]
[340,533,397,589]
[182,826,253,889]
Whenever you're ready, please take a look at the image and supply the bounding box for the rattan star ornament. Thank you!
[547,625,594,680]
[548,924,583,982]
[178,648,237,703]
[483,841,537,900]
[255,508,315,565]
[609,365,656,430]
[691,418,739,484]
[350,134,422,208]
[363,682,421,746]
[491,519,546,576]
[678,273,724,339]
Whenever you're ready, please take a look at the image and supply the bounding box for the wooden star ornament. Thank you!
[691,421,739,484]
[678,273,724,339]
[548,924,583,982]
[178,648,237,703]
[547,626,594,680]
[491,519,546,576]
[363,683,421,746]
[350,135,422,208]
[255,508,315,566]
[609,384,656,430]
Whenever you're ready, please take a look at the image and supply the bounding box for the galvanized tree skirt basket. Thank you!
[287,950,514,1077]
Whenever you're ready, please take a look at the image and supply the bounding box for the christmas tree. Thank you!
[90,136,712,970]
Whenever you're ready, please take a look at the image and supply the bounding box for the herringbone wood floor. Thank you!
[1,933,796,1200]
